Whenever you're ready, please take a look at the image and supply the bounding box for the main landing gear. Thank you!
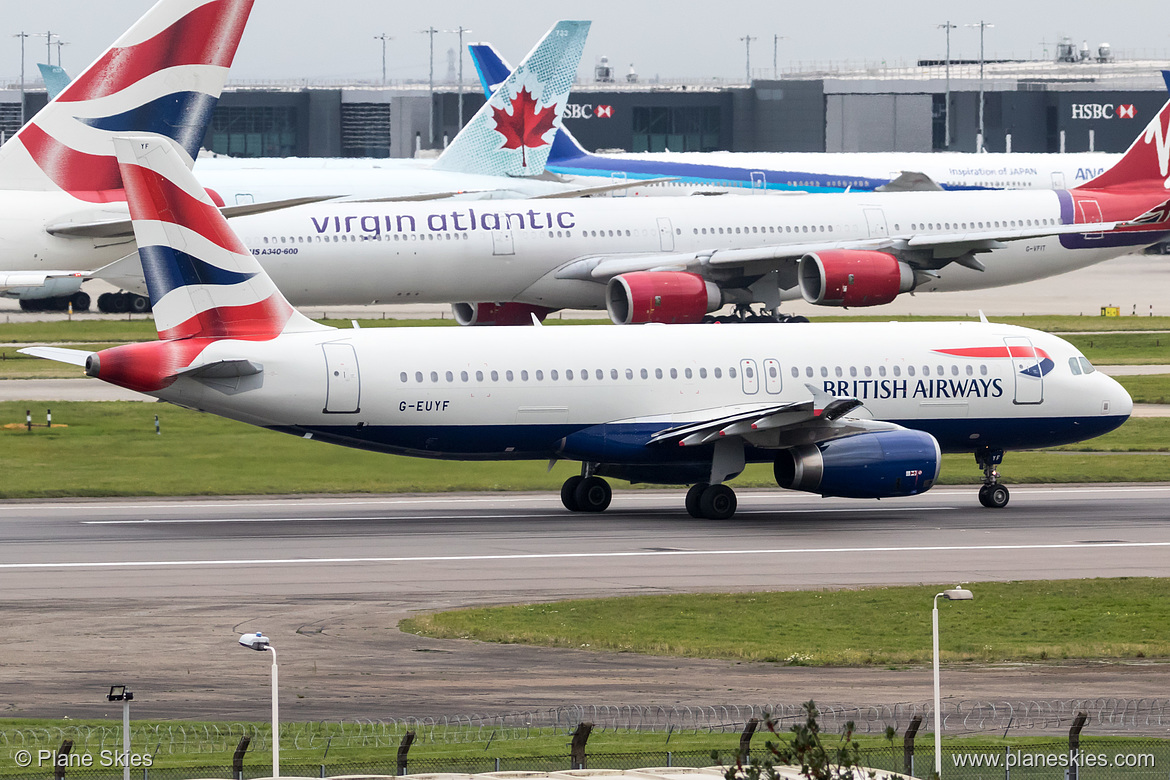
[684,483,737,520]
[701,304,810,324]
[975,448,1009,508]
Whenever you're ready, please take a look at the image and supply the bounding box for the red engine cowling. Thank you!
[798,250,914,307]
[606,272,722,324]
[452,302,555,326]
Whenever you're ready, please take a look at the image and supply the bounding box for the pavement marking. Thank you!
[2,540,1169,570]
[78,505,957,525]
[8,484,1170,513]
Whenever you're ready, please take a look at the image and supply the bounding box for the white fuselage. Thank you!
[222,187,1158,309]
[152,321,1130,466]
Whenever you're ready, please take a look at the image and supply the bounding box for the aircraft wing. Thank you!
[645,393,899,450]
[556,220,1131,281]
[45,195,340,239]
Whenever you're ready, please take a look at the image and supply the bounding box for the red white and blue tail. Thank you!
[1080,97,1170,191]
[0,0,253,203]
[114,135,325,341]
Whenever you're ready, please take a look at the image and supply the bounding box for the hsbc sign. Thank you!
[563,103,614,120]
[1071,103,1136,120]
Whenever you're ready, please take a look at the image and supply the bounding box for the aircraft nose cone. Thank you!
[1107,375,1133,418]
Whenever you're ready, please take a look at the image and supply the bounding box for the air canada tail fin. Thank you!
[113,135,325,342]
[1079,97,1170,191]
[432,20,589,177]
[0,0,253,203]
[467,41,592,166]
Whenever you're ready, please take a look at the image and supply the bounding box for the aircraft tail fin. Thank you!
[0,0,254,202]
[432,20,589,176]
[113,135,325,342]
[37,64,72,101]
[1078,97,1170,191]
[467,41,592,166]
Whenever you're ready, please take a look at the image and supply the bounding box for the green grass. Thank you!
[400,578,1170,666]
[1117,375,1170,404]
[1063,333,1170,365]
[0,403,1164,498]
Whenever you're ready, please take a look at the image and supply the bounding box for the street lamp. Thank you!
[443,26,473,131]
[239,632,279,778]
[374,33,392,86]
[739,34,757,84]
[933,587,973,778]
[937,22,957,148]
[106,685,133,780]
[966,21,994,152]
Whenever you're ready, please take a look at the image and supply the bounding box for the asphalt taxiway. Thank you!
[1,487,1167,721]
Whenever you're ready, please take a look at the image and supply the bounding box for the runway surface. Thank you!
[2,486,1168,721]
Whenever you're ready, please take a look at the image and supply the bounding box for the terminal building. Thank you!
[3,53,1170,159]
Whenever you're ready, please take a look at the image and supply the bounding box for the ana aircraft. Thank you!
[23,135,1132,516]
[100,94,1170,326]
[471,43,1124,194]
[0,7,598,313]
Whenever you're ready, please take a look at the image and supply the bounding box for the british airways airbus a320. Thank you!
[25,136,1132,517]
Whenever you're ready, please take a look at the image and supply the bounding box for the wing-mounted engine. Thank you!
[798,249,915,307]
[452,302,555,326]
[606,271,723,324]
[774,429,941,498]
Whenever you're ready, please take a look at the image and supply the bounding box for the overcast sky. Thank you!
[4,1,1170,86]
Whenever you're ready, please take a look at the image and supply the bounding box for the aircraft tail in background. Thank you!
[0,0,254,203]
[432,21,589,177]
[467,41,592,167]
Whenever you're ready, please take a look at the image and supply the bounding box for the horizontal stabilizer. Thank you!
[175,359,263,380]
[18,346,94,367]
[532,177,678,199]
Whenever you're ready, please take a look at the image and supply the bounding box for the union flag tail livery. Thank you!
[432,20,589,178]
[0,0,253,203]
[1079,96,1170,192]
[114,136,323,342]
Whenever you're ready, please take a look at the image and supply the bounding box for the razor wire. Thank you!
[3,699,1167,758]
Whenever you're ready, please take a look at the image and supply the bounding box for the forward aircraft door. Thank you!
[864,208,889,238]
[657,218,675,251]
[1051,172,1066,189]
[1004,336,1043,405]
[751,171,766,190]
[323,342,361,414]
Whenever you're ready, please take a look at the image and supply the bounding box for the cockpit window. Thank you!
[1068,357,1082,376]
[1079,357,1095,375]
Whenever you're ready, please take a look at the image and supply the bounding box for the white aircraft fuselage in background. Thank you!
[210,186,1165,313]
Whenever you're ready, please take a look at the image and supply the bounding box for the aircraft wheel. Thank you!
[70,292,91,312]
[18,298,44,312]
[560,476,583,512]
[784,315,810,324]
[130,294,151,313]
[574,476,612,513]
[108,293,130,313]
[699,484,737,520]
[685,483,708,518]
[979,483,1010,509]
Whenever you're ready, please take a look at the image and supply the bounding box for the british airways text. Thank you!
[823,378,1004,400]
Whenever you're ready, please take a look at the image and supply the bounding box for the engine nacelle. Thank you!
[798,250,914,307]
[606,271,722,325]
[773,429,941,499]
[452,302,554,326]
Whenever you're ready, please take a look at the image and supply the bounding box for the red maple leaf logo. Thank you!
[492,86,558,168]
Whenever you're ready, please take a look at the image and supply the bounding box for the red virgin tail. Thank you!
[1079,98,1170,191]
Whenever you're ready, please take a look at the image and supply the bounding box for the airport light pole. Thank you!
[421,27,439,148]
[937,22,956,148]
[444,26,473,130]
[966,21,993,152]
[32,31,57,68]
[772,34,787,79]
[53,39,69,68]
[13,32,29,126]
[374,33,392,86]
[106,686,133,780]
[239,633,279,778]
[933,588,973,778]
[740,35,756,84]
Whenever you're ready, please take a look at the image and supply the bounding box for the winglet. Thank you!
[434,21,590,177]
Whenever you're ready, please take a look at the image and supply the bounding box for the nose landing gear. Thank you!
[975,448,1009,508]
